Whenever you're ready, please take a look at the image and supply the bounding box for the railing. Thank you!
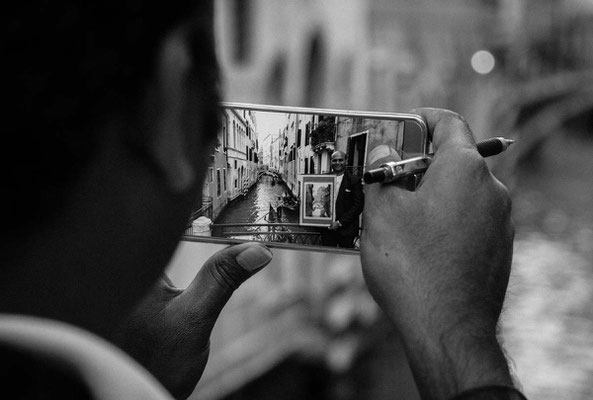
[312,141,335,153]
[185,197,214,235]
[191,197,213,221]
[211,223,322,246]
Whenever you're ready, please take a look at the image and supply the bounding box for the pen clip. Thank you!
[378,155,432,188]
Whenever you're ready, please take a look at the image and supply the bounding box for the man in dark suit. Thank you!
[323,151,364,248]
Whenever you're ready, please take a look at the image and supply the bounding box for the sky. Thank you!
[254,111,289,152]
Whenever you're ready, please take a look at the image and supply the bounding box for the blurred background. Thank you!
[184,0,593,399]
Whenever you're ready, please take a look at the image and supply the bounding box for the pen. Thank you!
[472,137,515,158]
[363,137,515,184]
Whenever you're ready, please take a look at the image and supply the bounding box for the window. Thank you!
[347,131,368,177]
[223,169,227,190]
[221,126,226,149]
[209,168,214,183]
[216,169,221,197]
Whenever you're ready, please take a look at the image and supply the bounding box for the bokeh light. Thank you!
[471,50,496,74]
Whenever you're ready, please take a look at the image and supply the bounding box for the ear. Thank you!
[144,28,196,194]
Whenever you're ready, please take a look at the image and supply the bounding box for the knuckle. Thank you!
[467,151,488,171]
[454,149,488,179]
[491,176,512,209]
[437,109,470,130]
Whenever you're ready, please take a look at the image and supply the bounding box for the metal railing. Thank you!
[191,197,213,221]
[211,223,322,245]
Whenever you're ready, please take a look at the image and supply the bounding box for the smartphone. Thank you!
[190,102,430,251]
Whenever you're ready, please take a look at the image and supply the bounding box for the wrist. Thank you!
[401,328,513,400]
[449,385,527,400]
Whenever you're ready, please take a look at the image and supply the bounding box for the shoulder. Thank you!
[0,343,94,399]
[0,315,173,400]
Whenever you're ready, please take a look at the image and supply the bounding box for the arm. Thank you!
[360,108,519,400]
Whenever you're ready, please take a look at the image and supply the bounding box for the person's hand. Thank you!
[328,221,340,230]
[360,108,515,400]
[112,242,273,399]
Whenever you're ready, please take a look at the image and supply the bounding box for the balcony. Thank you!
[312,141,335,153]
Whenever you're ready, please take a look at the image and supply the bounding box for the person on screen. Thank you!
[323,151,364,248]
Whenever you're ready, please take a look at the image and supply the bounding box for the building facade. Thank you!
[200,107,260,222]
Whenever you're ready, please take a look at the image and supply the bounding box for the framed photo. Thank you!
[300,175,336,226]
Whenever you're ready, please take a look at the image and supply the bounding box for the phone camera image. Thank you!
[188,103,429,251]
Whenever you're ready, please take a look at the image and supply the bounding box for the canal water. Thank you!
[213,175,320,243]
[498,131,593,400]
[215,175,298,225]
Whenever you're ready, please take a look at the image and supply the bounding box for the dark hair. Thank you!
[3,1,218,233]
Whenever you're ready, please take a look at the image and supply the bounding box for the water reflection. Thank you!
[212,176,319,244]
[500,132,593,400]
[504,233,593,399]
[214,175,298,226]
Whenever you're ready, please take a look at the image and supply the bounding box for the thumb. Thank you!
[179,242,273,323]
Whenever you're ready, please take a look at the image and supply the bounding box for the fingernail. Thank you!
[236,244,273,271]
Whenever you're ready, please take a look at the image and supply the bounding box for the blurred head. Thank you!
[331,151,346,174]
[2,1,221,334]
[3,1,219,237]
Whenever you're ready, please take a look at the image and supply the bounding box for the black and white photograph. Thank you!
[6,1,593,400]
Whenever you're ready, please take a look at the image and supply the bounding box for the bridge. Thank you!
[256,167,282,181]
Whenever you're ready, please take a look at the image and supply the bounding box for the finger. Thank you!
[179,242,273,322]
[364,109,478,236]
[367,144,402,170]
[160,273,178,289]
[410,108,486,190]
[362,176,413,242]
[410,108,476,154]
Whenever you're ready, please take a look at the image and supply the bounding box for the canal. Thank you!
[215,175,297,225]
[213,175,321,244]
